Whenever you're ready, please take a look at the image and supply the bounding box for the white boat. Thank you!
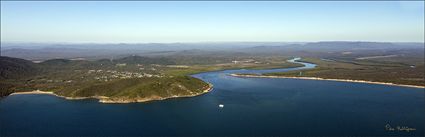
[219,104,224,108]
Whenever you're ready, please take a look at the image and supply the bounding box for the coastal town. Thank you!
[87,69,162,82]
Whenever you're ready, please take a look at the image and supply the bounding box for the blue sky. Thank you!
[1,1,424,43]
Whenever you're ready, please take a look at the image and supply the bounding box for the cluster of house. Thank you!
[87,69,162,82]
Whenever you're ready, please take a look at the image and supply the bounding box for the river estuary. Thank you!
[1,58,423,136]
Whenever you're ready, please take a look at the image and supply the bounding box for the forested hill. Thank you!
[0,56,210,101]
[0,56,40,96]
[0,56,39,80]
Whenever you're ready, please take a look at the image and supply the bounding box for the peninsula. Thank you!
[10,83,213,103]
[0,55,299,103]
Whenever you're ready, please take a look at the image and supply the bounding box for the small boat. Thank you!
[219,104,224,108]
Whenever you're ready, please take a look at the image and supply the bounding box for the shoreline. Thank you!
[230,74,425,89]
[99,83,214,103]
[10,90,56,95]
[9,90,99,100]
[8,83,214,104]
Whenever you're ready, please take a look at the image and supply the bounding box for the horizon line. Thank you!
[1,41,424,45]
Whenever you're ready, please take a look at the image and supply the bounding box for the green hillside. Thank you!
[56,76,209,102]
[0,55,301,100]
[0,56,211,101]
[0,56,40,96]
[0,56,39,80]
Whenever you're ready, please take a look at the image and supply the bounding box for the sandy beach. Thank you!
[10,90,56,95]
[9,90,88,99]
[230,74,425,89]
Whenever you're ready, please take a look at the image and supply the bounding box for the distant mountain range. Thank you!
[1,41,423,61]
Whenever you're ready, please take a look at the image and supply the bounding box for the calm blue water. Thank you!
[1,58,424,136]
